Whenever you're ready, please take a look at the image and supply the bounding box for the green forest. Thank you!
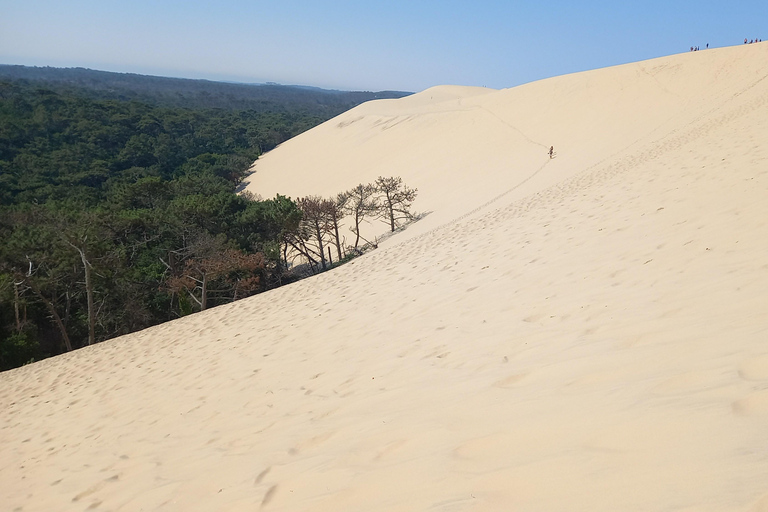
[0,65,410,111]
[0,69,413,371]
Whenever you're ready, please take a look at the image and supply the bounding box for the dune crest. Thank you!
[3,43,768,511]
[245,43,768,245]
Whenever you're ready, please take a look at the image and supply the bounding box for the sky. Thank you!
[1,0,766,92]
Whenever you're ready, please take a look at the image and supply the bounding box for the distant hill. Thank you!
[0,65,412,113]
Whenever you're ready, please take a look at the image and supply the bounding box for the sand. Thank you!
[2,42,768,511]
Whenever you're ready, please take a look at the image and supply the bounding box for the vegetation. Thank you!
[288,178,419,271]
[0,70,415,371]
[0,65,410,112]
[375,176,418,233]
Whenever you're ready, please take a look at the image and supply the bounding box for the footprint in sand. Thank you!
[288,432,334,455]
[71,473,121,503]
[254,467,271,485]
[650,369,723,395]
[492,373,527,389]
[453,431,522,468]
[732,389,768,416]
[749,492,768,512]
[738,354,768,381]
[373,439,407,461]
[261,484,278,506]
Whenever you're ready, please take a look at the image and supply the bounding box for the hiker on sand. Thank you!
[549,146,554,159]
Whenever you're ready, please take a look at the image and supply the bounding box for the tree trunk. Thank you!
[83,252,95,345]
[13,281,22,332]
[72,244,96,346]
[332,215,343,261]
[353,212,362,248]
[31,288,73,352]
[201,273,208,311]
[314,222,327,271]
[386,192,395,232]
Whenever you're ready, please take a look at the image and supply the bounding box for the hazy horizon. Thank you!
[0,62,416,93]
[2,0,766,92]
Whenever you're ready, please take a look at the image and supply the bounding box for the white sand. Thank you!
[3,43,768,511]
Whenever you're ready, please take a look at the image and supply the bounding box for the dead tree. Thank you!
[296,196,334,271]
[66,239,96,345]
[329,192,348,262]
[1,274,29,334]
[343,183,379,249]
[167,247,264,312]
[375,176,418,232]
[19,260,74,352]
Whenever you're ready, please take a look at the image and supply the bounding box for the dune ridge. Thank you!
[2,43,768,511]
[245,43,768,245]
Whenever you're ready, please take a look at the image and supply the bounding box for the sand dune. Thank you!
[243,42,768,246]
[3,43,768,511]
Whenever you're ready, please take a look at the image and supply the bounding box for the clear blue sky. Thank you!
[1,0,766,92]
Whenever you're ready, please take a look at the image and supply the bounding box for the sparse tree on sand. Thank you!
[329,192,348,262]
[343,184,379,249]
[375,176,418,232]
[296,196,334,271]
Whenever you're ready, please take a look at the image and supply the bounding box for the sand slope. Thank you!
[243,43,768,246]
[3,43,768,511]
